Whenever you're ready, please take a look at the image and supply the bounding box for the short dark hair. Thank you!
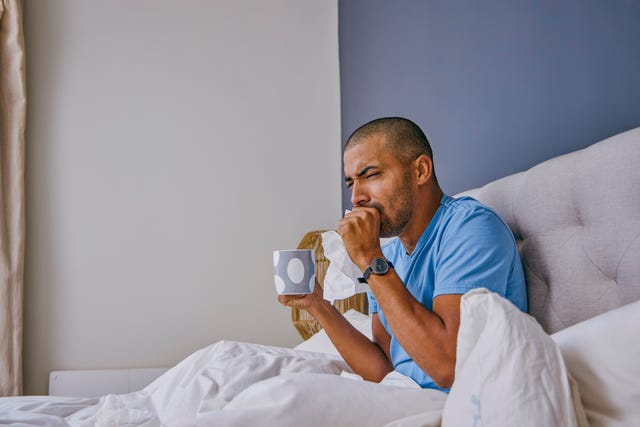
[344,117,434,167]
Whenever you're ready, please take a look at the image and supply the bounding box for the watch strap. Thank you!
[358,259,394,284]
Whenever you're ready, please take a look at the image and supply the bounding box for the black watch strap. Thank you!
[358,258,394,284]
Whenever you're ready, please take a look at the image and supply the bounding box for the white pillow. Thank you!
[294,309,372,355]
[552,299,640,427]
[442,288,587,427]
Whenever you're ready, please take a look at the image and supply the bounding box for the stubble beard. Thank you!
[376,173,414,238]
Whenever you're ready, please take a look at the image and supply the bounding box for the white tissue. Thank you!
[320,230,370,303]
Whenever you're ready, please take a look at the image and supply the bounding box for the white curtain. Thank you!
[0,0,26,397]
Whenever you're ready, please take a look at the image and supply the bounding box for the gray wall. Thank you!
[24,0,341,395]
[339,0,640,210]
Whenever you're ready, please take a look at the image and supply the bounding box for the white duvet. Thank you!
[0,289,589,427]
[0,342,446,427]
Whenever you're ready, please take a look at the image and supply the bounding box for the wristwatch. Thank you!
[358,257,394,283]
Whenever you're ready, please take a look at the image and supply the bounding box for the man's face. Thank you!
[343,134,414,238]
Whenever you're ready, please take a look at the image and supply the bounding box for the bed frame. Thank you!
[291,126,640,337]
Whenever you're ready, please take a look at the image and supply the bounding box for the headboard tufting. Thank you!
[292,128,639,337]
[460,127,640,333]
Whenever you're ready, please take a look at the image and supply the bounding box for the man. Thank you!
[279,117,527,392]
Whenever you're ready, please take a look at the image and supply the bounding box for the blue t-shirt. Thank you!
[368,194,527,392]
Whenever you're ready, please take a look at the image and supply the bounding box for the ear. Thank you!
[414,154,434,185]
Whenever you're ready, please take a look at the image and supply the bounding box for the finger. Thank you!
[337,217,353,236]
[278,295,289,306]
[350,206,376,215]
[278,295,296,306]
[279,294,308,306]
[285,296,309,309]
[344,208,366,220]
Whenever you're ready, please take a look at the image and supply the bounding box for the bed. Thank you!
[1,127,639,426]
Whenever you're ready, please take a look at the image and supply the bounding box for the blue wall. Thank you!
[339,0,640,210]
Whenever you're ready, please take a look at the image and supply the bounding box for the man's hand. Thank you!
[338,206,384,271]
[277,278,324,311]
[278,270,395,383]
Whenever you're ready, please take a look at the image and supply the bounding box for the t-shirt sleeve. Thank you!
[368,291,379,315]
[433,208,517,298]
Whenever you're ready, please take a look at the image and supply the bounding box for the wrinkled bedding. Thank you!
[0,289,589,427]
[0,341,446,427]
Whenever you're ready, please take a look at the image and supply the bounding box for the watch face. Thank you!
[371,257,389,274]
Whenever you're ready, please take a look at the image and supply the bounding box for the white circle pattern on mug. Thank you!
[274,275,286,294]
[273,249,315,294]
[287,258,305,284]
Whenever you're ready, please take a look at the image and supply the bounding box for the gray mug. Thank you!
[273,249,315,295]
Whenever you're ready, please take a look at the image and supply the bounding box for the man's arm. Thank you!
[366,273,461,388]
[279,287,393,382]
[339,206,461,388]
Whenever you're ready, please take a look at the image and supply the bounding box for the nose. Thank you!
[350,181,369,207]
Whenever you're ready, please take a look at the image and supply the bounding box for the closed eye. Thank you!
[345,165,382,188]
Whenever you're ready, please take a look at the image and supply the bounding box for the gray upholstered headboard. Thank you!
[460,127,640,334]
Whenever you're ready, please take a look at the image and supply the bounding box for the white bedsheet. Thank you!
[0,289,592,427]
[0,341,446,427]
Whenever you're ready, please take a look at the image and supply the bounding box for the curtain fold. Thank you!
[0,0,26,397]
